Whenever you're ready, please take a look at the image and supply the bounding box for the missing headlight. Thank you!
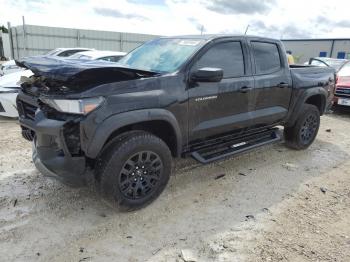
[63,122,82,156]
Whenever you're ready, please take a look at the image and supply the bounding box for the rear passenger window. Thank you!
[193,41,245,78]
[251,42,281,74]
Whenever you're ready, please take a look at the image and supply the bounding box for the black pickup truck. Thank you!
[16,35,335,210]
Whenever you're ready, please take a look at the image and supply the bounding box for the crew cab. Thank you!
[16,35,335,210]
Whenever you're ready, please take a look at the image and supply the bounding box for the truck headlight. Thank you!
[41,97,105,115]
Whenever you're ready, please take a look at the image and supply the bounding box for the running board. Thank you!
[191,128,281,164]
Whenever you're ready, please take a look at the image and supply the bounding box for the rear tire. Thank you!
[284,104,320,150]
[97,131,172,211]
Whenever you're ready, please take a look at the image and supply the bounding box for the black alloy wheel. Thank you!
[300,113,319,144]
[119,151,163,200]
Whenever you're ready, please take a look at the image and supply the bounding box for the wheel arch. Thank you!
[285,87,327,127]
[305,94,326,114]
[85,109,182,158]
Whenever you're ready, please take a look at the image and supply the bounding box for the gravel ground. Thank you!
[0,110,349,262]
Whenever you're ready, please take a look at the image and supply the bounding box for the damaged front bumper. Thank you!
[32,143,85,187]
[18,94,87,186]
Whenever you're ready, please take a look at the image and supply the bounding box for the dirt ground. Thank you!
[0,110,349,262]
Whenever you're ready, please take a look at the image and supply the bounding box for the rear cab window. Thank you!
[251,41,282,74]
[192,41,245,78]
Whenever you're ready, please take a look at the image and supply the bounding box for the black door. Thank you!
[249,40,292,128]
[188,40,255,142]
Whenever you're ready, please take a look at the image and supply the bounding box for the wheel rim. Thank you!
[118,151,163,200]
[300,113,318,144]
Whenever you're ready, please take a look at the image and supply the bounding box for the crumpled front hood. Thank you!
[15,56,160,94]
[16,56,159,82]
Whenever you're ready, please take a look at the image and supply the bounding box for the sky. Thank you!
[1,0,350,39]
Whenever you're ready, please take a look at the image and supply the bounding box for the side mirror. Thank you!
[191,67,223,83]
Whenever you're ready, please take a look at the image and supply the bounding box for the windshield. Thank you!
[325,60,347,71]
[45,49,60,56]
[313,58,347,71]
[70,54,93,60]
[118,38,204,73]
[310,60,328,67]
[338,62,350,76]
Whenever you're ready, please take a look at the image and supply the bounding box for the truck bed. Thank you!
[290,65,335,89]
[288,65,336,115]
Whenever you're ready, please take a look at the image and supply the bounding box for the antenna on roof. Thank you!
[244,25,250,35]
[200,25,204,35]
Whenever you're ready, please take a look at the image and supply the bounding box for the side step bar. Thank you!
[191,128,282,164]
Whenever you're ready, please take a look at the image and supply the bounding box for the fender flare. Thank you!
[286,87,327,127]
[85,109,182,158]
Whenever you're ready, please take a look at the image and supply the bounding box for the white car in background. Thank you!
[0,47,95,117]
[69,50,126,62]
[0,48,93,77]
[44,47,94,57]
[0,49,125,118]
[0,60,25,76]
[0,70,33,118]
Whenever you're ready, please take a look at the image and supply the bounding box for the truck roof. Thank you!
[160,34,279,42]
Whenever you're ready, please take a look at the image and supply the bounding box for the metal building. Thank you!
[282,38,350,63]
[0,31,11,58]
[6,24,350,64]
[7,24,159,59]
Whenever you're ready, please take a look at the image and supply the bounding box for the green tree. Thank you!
[0,25,8,33]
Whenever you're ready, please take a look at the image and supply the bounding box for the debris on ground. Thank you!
[78,257,92,262]
[152,248,162,255]
[320,187,327,194]
[1,115,350,261]
[214,174,226,180]
[245,215,255,221]
[282,163,298,171]
[262,207,270,213]
[181,249,197,262]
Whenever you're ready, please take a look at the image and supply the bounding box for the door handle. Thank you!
[277,82,289,88]
[240,86,253,93]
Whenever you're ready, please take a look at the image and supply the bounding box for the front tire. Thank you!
[284,104,320,150]
[97,131,172,211]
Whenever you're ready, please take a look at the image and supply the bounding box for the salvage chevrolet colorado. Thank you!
[16,35,335,210]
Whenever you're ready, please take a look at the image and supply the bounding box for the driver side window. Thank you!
[192,41,245,78]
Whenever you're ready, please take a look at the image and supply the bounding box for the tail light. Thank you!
[334,74,339,94]
[335,74,339,85]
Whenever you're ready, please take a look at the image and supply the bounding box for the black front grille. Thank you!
[335,87,350,98]
[17,101,38,120]
[0,102,4,112]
